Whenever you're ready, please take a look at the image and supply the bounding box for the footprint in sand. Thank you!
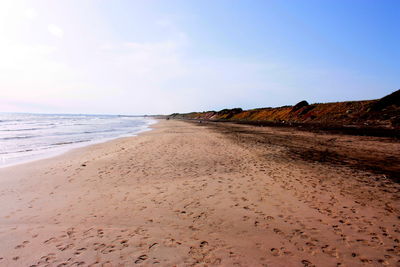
[74,247,87,255]
[149,242,158,249]
[200,241,208,248]
[270,248,280,256]
[56,243,73,251]
[43,237,57,244]
[134,254,148,264]
[120,240,129,247]
[93,243,106,251]
[301,259,315,267]
[14,240,29,249]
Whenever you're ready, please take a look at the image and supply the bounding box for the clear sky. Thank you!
[0,0,399,115]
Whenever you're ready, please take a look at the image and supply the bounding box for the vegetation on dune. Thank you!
[169,90,400,129]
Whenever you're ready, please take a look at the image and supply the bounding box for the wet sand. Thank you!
[0,120,399,266]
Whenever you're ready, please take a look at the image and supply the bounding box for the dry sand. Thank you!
[0,120,399,266]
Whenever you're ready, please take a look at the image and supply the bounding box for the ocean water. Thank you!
[0,113,155,167]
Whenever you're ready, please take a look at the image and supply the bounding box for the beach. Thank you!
[0,119,399,266]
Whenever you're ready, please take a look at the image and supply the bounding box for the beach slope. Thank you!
[0,120,399,266]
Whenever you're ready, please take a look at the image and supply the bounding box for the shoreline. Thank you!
[0,118,157,170]
[0,119,399,266]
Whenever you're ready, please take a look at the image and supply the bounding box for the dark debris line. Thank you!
[191,120,400,183]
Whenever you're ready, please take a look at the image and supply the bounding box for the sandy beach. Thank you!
[0,119,399,266]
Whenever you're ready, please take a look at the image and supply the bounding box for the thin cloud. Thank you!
[24,8,38,19]
[48,24,64,38]
[0,1,395,115]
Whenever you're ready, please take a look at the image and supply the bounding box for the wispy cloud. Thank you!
[24,8,38,20]
[48,24,64,38]
[0,1,395,115]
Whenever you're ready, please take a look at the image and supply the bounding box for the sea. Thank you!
[0,113,156,167]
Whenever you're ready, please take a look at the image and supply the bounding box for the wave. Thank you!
[47,129,117,137]
[1,127,47,132]
[0,114,152,167]
[0,135,40,141]
[0,149,34,155]
[82,129,116,134]
[51,140,90,146]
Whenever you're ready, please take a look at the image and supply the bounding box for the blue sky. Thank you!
[0,0,399,114]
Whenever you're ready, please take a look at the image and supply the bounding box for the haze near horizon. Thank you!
[1,0,399,115]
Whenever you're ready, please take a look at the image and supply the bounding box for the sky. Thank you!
[0,0,399,115]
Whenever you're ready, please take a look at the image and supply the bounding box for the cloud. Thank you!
[0,2,391,115]
[48,24,64,38]
[24,8,38,19]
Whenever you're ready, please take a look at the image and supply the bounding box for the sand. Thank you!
[0,120,399,266]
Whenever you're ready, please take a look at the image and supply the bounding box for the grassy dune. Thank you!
[170,90,400,131]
